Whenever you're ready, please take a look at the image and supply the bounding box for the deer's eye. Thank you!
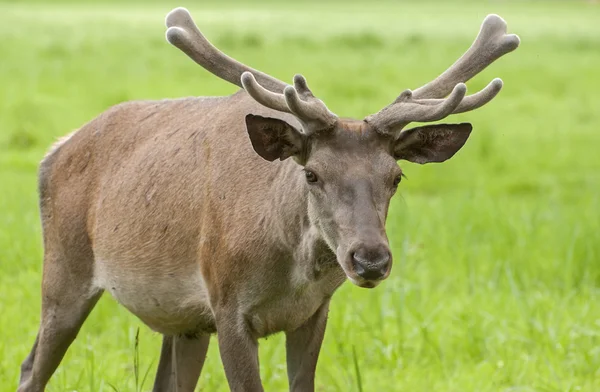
[393,175,402,187]
[305,170,318,183]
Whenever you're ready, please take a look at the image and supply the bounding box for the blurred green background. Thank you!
[1,0,599,391]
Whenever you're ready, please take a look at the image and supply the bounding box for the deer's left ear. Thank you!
[393,123,472,164]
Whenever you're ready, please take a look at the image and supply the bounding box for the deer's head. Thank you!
[166,8,519,288]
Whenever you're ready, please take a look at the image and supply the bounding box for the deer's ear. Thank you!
[393,123,472,164]
[245,114,306,162]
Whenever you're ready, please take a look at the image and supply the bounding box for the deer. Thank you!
[17,7,519,392]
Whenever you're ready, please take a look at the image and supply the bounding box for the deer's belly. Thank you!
[94,259,215,336]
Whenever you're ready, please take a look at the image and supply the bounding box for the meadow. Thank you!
[1,0,599,391]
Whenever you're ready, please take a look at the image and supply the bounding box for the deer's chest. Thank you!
[244,267,346,337]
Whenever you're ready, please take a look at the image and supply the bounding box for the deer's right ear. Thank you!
[245,114,306,162]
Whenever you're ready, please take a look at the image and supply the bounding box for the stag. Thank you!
[18,7,519,392]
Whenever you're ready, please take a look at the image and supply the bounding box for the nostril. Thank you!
[384,253,391,266]
[351,249,390,281]
[352,257,366,276]
[352,251,368,266]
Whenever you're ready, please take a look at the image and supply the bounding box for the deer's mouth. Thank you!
[345,268,391,289]
[347,276,382,289]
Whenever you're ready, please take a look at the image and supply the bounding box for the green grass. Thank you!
[1,0,599,391]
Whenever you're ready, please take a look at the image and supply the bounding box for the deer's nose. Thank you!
[351,245,391,281]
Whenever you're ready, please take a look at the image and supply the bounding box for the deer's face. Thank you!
[246,116,472,288]
[302,121,398,288]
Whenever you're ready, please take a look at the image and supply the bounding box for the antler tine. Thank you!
[165,7,286,93]
[412,14,520,100]
[292,74,315,99]
[241,72,337,133]
[284,85,337,130]
[241,72,290,113]
[412,78,503,114]
[365,83,467,132]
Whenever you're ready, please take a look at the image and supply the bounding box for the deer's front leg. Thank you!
[285,300,330,392]
[216,313,263,392]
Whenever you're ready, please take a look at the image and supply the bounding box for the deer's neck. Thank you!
[266,162,340,282]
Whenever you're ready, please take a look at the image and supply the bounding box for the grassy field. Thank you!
[1,0,599,391]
